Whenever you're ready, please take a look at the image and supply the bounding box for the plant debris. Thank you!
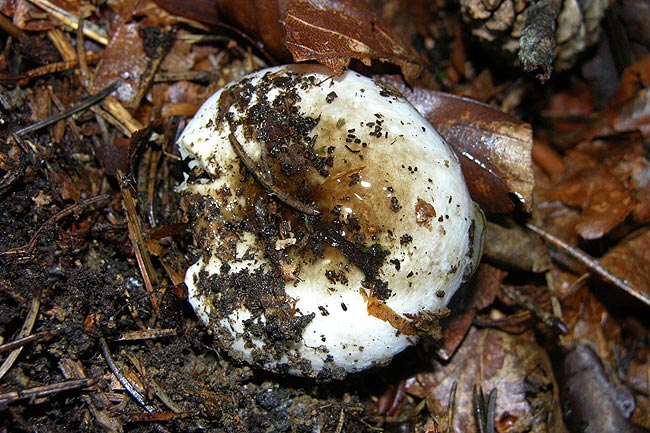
[1,0,649,432]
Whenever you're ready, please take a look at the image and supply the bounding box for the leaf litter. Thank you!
[0,0,649,432]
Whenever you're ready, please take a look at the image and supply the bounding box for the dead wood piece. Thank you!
[115,328,177,342]
[0,378,97,407]
[15,81,120,137]
[0,329,59,354]
[559,343,650,433]
[0,291,41,380]
[119,171,161,324]
[483,220,552,272]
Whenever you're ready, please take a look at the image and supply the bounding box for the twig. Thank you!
[123,351,182,413]
[22,194,111,252]
[0,12,29,42]
[46,84,82,140]
[15,80,120,136]
[0,291,41,380]
[99,337,156,413]
[228,133,320,216]
[526,223,650,308]
[96,97,145,135]
[334,407,345,433]
[25,0,108,45]
[122,412,187,423]
[0,53,101,85]
[115,328,177,342]
[0,329,59,354]
[0,378,96,406]
[118,171,161,322]
[501,285,568,335]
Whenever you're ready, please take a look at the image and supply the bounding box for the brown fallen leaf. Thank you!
[600,228,650,299]
[91,22,173,109]
[156,0,424,81]
[150,0,221,26]
[283,0,423,80]
[545,56,650,145]
[389,81,534,214]
[608,55,650,109]
[483,219,552,272]
[542,163,633,240]
[558,343,649,433]
[406,327,567,433]
[560,285,622,363]
[436,263,505,360]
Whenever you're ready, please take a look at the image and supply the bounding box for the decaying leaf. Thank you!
[560,285,622,361]
[592,55,650,138]
[214,0,289,61]
[600,228,650,300]
[155,0,424,81]
[540,152,634,240]
[558,343,646,433]
[436,263,505,360]
[283,0,423,80]
[406,327,567,433]
[390,82,534,214]
[150,0,221,26]
[483,219,552,272]
[544,164,633,240]
[544,56,650,145]
[91,22,173,108]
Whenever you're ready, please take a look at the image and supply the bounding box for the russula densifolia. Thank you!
[178,64,485,380]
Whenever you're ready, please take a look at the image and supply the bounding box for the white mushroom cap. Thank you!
[178,64,484,380]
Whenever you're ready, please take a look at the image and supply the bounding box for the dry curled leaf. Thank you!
[283,0,423,80]
[390,81,534,214]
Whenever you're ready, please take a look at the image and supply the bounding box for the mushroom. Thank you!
[178,64,485,380]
